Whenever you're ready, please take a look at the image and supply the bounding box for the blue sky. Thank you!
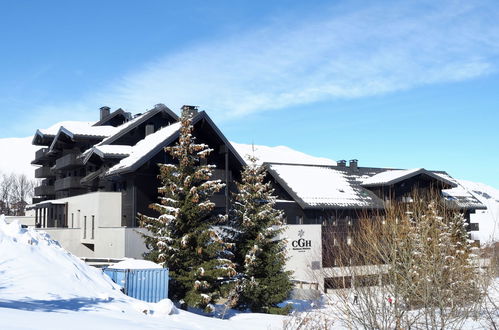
[0,0,498,188]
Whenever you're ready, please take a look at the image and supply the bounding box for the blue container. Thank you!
[103,268,169,303]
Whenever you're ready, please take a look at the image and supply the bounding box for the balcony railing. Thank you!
[35,166,54,178]
[55,153,83,170]
[55,176,83,191]
[34,185,55,197]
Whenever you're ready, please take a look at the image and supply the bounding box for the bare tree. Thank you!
[321,193,484,329]
[0,172,36,216]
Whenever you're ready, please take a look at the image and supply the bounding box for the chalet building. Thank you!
[29,105,486,291]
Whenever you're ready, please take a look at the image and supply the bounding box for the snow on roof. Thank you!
[107,258,162,270]
[106,122,181,175]
[361,168,425,186]
[437,173,488,210]
[361,168,457,188]
[268,164,379,208]
[57,125,118,138]
[231,142,336,166]
[92,145,133,157]
[38,121,95,136]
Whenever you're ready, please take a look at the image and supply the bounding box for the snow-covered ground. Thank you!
[0,215,285,329]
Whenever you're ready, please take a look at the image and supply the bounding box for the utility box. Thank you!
[103,268,169,303]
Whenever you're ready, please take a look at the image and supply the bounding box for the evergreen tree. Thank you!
[229,155,292,314]
[139,110,236,312]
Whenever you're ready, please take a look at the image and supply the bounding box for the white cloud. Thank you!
[36,0,499,121]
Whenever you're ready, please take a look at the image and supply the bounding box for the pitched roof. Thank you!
[106,122,181,175]
[265,162,485,211]
[361,168,457,188]
[48,126,118,153]
[82,145,133,164]
[98,105,178,146]
[267,163,385,209]
[105,111,246,176]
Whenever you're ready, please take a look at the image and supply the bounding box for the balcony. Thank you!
[55,153,83,170]
[55,176,83,191]
[32,148,51,165]
[35,166,55,178]
[34,185,55,197]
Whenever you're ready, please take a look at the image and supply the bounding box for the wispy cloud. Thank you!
[38,0,499,122]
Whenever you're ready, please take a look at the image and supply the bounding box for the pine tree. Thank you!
[139,110,236,312]
[229,155,292,314]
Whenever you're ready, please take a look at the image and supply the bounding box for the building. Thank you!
[29,105,486,290]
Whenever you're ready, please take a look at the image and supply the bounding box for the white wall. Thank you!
[283,224,323,289]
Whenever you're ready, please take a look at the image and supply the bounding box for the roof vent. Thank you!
[100,106,111,120]
[349,159,358,171]
[338,160,347,167]
[181,105,199,118]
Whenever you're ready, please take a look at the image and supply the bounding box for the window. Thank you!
[83,216,87,239]
[71,213,74,228]
[296,215,303,224]
[91,216,95,239]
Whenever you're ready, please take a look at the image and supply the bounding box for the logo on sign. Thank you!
[292,229,312,252]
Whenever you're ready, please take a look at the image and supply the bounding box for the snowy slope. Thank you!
[231,141,336,165]
[0,215,285,329]
[0,136,38,180]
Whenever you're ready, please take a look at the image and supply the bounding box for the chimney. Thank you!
[181,105,199,118]
[100,106,110,120]
[154,103,167,111]
[145,124,155,136]
[349,159,358,171]
[338,160,347,167]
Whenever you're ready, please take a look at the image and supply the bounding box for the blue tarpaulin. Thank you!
[103,268,169,303]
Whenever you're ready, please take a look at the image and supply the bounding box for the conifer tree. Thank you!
[229,155,292,314]
[140,110,236,312]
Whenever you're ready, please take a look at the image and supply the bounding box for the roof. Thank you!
[92,109,132,127]
[265,162,485,211]
[361,168,457,188]
[267,163,385,209]
[82,145,133,164]
[98,105,178,146]
[106,122,181,175]
[105,111,246,176]
[48,126,118,153]
[436,173,487,210]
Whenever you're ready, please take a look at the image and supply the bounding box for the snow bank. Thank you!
[0,215,120,300]
[0,214,285,329]
[108,259,162,269]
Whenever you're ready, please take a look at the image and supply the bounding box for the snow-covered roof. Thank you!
[436,173,487,210]
[82,145,133,164]
[38,121,95,136]
[361,168,457,188]
[231,142,336,166]
[107,259,162,270]
[267,163,384,209]
[106,122,181,175]
[99,106,178,146]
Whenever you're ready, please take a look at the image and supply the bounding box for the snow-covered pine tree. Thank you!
[139,109,236,312]
[229,155,292,314]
